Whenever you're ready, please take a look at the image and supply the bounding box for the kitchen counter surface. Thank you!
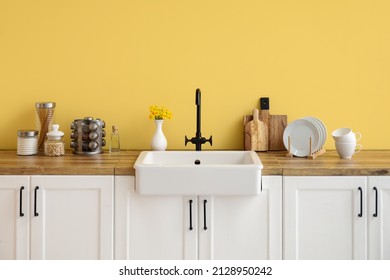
[0,150,123,175]
[0,150,389,176]
[261,150,390,176]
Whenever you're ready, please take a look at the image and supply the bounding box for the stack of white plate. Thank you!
[283,117,327,157]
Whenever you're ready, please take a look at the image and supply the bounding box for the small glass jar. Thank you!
[44,124,65,156]
[17,130,38,155]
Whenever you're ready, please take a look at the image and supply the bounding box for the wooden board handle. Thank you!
[253,109,259,123]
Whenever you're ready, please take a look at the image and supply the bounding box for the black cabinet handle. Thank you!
[19,186,25,217]
[203,199,208,230]
[358,187,363,217]
[373,187,378,217]
[34,186,39,217]
[189,200,193,230]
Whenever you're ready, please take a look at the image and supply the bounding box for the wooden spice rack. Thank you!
[285,136,326,159]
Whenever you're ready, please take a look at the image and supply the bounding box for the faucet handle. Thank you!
[185,135,191,146]
[206,135,213,146]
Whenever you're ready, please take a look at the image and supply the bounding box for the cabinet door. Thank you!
[30,176,113,260]
[115,176,197,260]
[0,176,29,260]
[201,176,282,260]
[284,176,367,260]
[368,177,390,259]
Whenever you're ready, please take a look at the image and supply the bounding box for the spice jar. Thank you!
[17,130,38,155]
[44,124,65,156]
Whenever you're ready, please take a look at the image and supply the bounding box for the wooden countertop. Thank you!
[259,150,390,176]
[0,150,125,175]
[0,150,389,176]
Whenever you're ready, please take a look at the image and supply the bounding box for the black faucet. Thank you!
[185,88,213,151]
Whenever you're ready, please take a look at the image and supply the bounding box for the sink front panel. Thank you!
[134,151,263,195]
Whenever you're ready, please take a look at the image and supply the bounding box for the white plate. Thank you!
[283,118,321,157]
[303,117,327,150]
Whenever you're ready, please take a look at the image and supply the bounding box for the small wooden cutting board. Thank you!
[244,109,268,151]
[268,115,287,150]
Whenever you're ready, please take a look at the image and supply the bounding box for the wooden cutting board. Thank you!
[268,115,287,150]
[244,109,268,151]
[244,112,287,151]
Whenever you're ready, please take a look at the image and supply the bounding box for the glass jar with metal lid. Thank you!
[35,102,56,153]
[17,130,38,155]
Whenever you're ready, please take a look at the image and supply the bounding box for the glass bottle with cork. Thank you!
[109,125,120,153]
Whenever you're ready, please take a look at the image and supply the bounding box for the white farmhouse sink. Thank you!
[134,151,263,195]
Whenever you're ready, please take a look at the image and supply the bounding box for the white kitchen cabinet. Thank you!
[284,176,390,260]
[204,175,282,260]
[284,176,368,260]
[115,175,282,260]
[368,177,390,259]
[0,176,29,260]
[30,176,114,260]
[115,176,191,259]
[283,176,367,260]
[0,175,113,260]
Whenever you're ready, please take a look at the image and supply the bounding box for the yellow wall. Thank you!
[1,0,389,150]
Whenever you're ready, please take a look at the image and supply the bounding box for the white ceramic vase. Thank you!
[151,120,167,151]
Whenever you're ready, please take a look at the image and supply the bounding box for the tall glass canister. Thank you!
[35,102,56,153]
